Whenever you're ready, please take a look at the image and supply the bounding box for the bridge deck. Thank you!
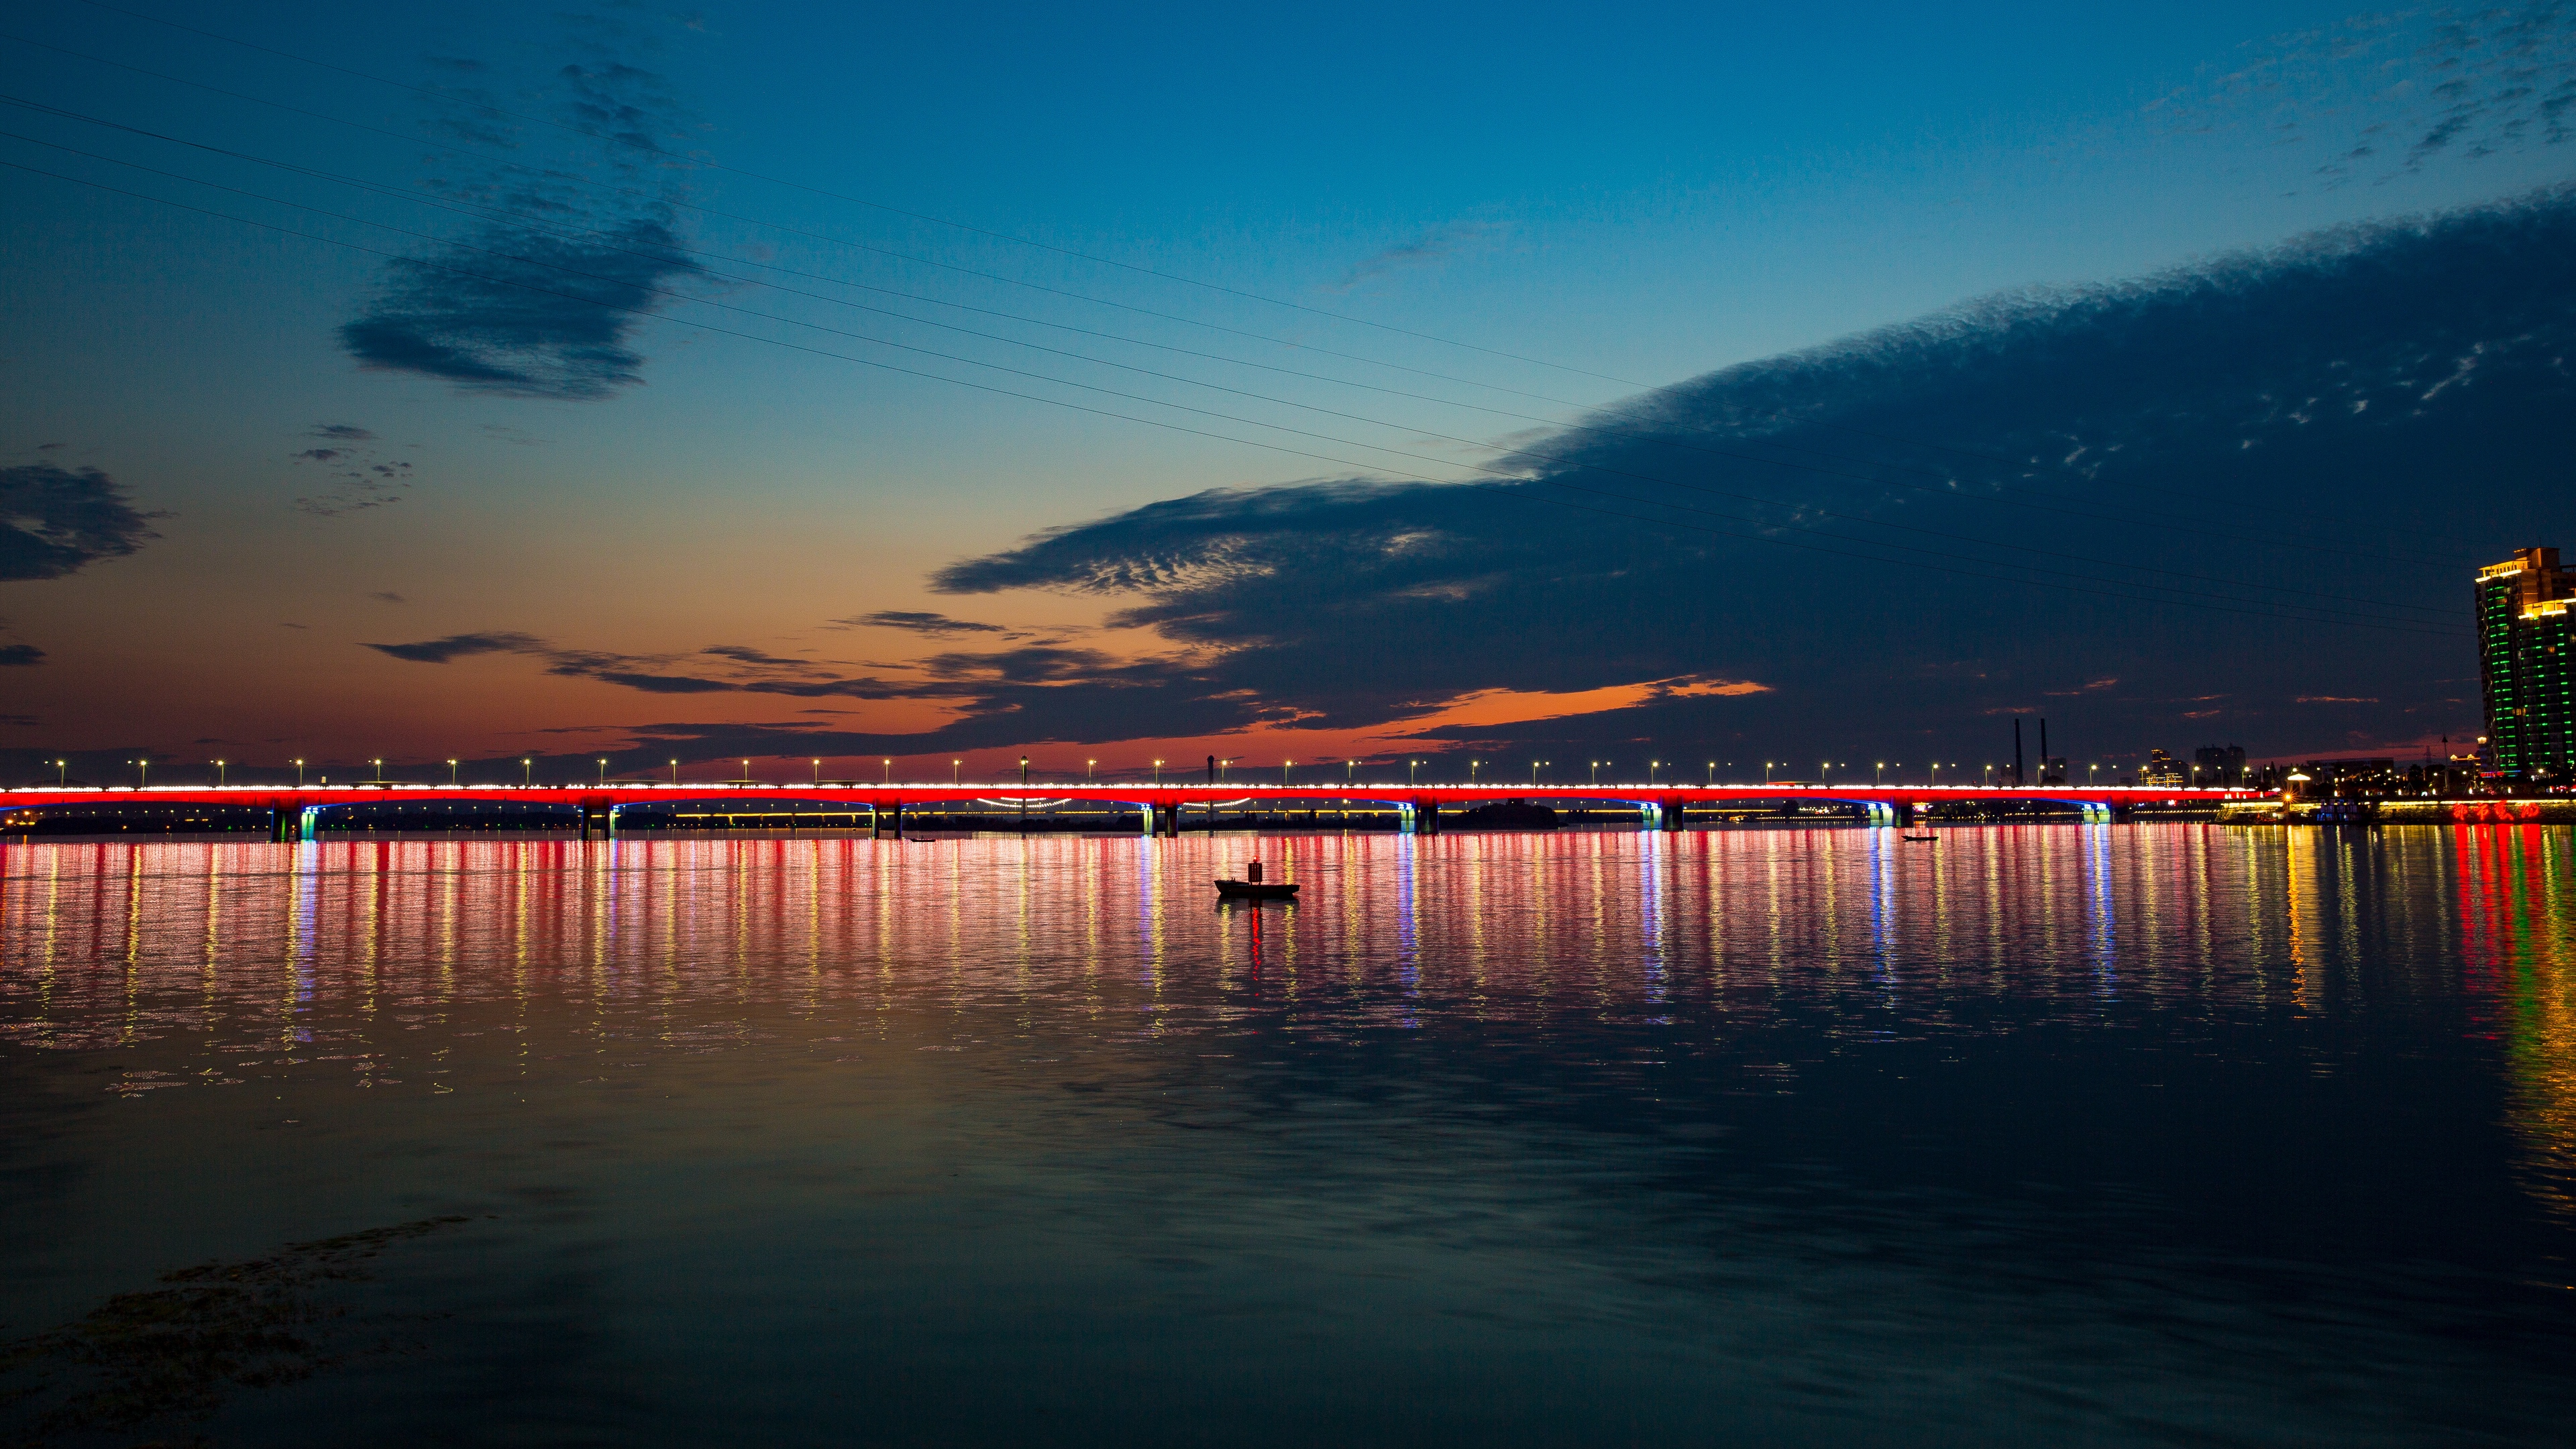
[1,783,2262,810]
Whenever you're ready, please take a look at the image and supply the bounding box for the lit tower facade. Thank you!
[2476,547,2576,780]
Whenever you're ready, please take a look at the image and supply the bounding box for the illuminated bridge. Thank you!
[0,782,2266,841]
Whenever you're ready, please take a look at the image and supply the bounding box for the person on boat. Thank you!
[1246,861,1263,883]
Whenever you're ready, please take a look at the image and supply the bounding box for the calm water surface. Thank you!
[3,825,2574,1445]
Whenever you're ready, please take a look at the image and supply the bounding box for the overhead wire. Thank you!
[0,129,2469,627]
[0,101,2473,619]
[0,25,2507,572]
[0,152,2470,639]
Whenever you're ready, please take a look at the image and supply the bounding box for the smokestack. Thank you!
[1206,754,1216,785]
[2014,719,2025,787]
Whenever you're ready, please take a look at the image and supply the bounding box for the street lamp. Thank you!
[741,758,752,784]
[1087,759,1097,784]
[448,759,460,786]
[521,757,532,787]
[211,759,226,787]
[1152,758,1165,786]
[372,757,384,782]
[670,758,680,786]
[2089,763,2100,788]
[1819,761,1831,784]
[131,757,148,788]
[880,757,892,785]
[1590,760,1601,786]
[1468,759,1481,786]
[600,758,612,786]
[1408,759,1419,786]
[1649,759,1661,786]
[812,757,822,786]
[294,759,306,788]
[952,759,962,786]
[54,759,67,786]
[1707,761,1716,787]
[1764,761,1775,785]
[1530,759,1545,787]
[1283,759,1294,788]
[1875,761,1886,787]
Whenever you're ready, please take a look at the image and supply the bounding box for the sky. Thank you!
[3,1,2573,786]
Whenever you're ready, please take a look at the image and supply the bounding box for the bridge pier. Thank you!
[579,804,613,840]
[1660,797,1686,833]
[269,808,297,843]
[1148,803,1179,837]
[873,801,903,839]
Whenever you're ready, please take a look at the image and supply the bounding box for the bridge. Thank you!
[0,782,2267,841]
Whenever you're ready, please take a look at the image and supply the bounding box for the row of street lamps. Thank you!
[44,754,2151,790]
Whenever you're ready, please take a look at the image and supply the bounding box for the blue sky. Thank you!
[3,1,2571,780]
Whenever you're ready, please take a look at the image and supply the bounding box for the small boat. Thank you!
[1215,878,1300,900]
[1902,833,1939,843]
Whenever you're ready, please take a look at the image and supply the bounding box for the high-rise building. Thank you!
[2476,547,2576,780]
[2194,745,2248,786]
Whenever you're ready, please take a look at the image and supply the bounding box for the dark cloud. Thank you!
[588,671,733,694]
[35,443,64,451]
[363,631,542,663]
[928,186,2576,760]
[0,644,43,667]
[369,591,407,604]
[339,221,702,400]
[842,610,1010,635]
[0,464,158,581]
[341,30,704,401]
[309,425,376,441]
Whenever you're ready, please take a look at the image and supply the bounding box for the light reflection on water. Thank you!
[3,824,2575,1445]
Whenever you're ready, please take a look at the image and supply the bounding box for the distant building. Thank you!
[2477,547,2576,781]
[2140,749,2186,788]
[2194,744,2248,786]
[2039,755,2068,785]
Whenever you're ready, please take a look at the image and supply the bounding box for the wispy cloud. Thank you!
[289,425,414,517]
[840,610,1010,635]
[1328,222,1501,293]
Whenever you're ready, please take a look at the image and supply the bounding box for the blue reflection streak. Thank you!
[2085,822,2116,997]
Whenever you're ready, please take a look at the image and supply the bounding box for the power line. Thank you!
[0,154,2469,639]
[65,0,1653,388]
[0,30,2500,568]
[0,107,2471,620]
